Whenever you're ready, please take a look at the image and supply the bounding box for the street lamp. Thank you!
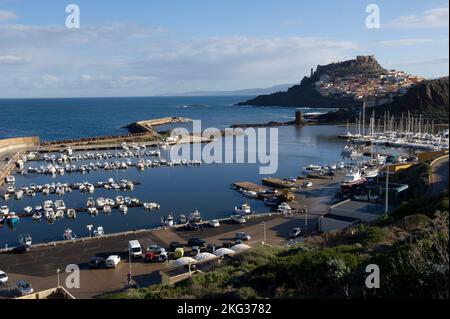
[261,222,267,245]
[127,248,132,286]
[56,268,61,287]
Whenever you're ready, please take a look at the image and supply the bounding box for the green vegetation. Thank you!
[107,191,449,299]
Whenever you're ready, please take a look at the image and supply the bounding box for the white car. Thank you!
[106,255,121,268]
[303,181,313,188]
[230,214,246,224]
[208,219,220,228]
[0,270,8,285]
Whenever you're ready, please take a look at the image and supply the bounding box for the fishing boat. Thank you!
[340,170,367,190]
[233,203,252,215]
[66,209,76,219]
[63,228,76,240]
[6,212,20,225]
[188,210,202,222]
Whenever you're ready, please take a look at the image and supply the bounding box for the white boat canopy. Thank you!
[194,252,218,262]
[172,257,196,268]
[230,243,251,253]
[213,248,235,257]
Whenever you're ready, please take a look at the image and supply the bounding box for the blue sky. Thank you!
[0,0,448,97]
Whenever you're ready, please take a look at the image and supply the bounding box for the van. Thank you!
[128,240,142,258]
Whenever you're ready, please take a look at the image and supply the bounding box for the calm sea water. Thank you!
[0,96,346,246]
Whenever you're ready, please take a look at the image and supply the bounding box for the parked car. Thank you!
[191,246,201,256]
[187,238,206,247]
[147,245,165,254]
[16,280,34,296]
[208,219,220,228]
[174,247,184,259]
[289,227,302,238]
[0,270,8,285]
[12,245,28,254]
[88,256,106,269]
[302,181,313,188]
[235,232,251,241]
[106,255,121,268]
[128,240,143,258]
[169,241,184,251]
[144,251,168,262]
[230,214,246,224]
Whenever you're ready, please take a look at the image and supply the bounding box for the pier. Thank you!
[124,117,193,134]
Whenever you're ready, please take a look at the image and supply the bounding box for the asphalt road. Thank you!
[428,156,449,197]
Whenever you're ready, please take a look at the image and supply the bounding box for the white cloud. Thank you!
[0,10,16,21]
[377,38,434,46]
[385,5,449,28]
[0,54,31,64]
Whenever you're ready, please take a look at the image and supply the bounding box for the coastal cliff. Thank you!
[237,55,388,108]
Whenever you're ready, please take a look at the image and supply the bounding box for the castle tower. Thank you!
[295,111,304,125]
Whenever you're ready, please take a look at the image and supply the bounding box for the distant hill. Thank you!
[237,55,388,108]
[371,77,449,120]
[162,84,294,97]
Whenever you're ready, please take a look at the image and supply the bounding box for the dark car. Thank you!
[169,241,184,251]
[186,221,199,231]
[187,238,206,247]
[12,245,28,254]
[88,256,106,269]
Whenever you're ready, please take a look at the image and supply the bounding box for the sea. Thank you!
[0,96,347,246]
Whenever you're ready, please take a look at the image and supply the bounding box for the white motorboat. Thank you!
[93,226,104,236]
[363,167,379,179]
[66,209,76,219]
[63,228,76,240]
[86,197,95,208]
[55,210,64,219]
[163,213,174,226]
[32,212,42,221]
[242,190,258,198]
[4,175,15,184]
[88,207,99,216]
[96,197,106,208]
[143,202,160,210]
[24,206,33,214]
[0,206,9,215]
[54,200,66,212]
[103,205,112,214]
[18,234,32,247]
[303,164,322,174]
[115,196,125,205]
[233,203,252,215]
[340,170,367,190]
[119,205,128,214]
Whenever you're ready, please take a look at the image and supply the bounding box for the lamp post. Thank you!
[127,248,132,286]
[261,222,267,245]
[56,268,61,287]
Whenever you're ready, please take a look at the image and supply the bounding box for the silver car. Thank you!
[16,280,34,296]
[235,232,251,241]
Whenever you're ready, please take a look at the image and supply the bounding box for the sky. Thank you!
[0,0,448,98]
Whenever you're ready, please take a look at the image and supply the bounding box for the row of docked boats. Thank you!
[43,149,161,164]
[0,206,20,225]
[2,178,136,201]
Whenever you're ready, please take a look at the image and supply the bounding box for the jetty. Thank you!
[124,117,193,134]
